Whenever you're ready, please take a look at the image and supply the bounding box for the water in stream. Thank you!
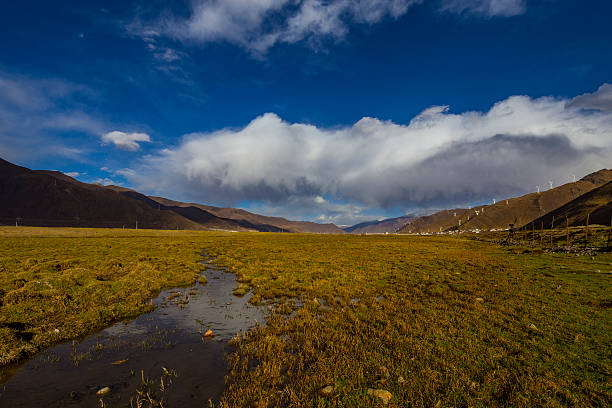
[0,261,266,407]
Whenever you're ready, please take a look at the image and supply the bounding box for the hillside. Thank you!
[399,169,612,234]
[0,158,204,230]
[526,181,612,229]
[149,196,344,234]
[0,158,344,233]
[400,209,469,234]
[344,216,414,234]
[456,169,612,231]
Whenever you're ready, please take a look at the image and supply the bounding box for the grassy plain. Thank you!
[0,227,610,407]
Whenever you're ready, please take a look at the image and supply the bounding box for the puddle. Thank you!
[0,259,266,407]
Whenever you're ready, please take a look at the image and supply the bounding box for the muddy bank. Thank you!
[0,259,265,407]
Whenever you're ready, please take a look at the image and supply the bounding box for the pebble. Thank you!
[367,388,392,405]
[96,387,110,396]
[319,385,334,396]
[475,297,484,302]
[529,323,537,331]
[380,366,390,378]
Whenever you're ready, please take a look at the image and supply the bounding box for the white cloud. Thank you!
[140,0,423,54]
[115,168,138,177]
[101,131,151,151]
[0,73,106,162]
[440,0,526,17]
[125,85,612,221]
[567,83,612,112]
[134,0,527,54]
[65,172,81,178]
[93,177,116,186]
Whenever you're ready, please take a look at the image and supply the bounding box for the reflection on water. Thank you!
[0,260,266,407]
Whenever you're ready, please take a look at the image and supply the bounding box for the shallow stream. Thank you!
[0,259,265,407]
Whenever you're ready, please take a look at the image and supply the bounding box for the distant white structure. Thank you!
[549,180,553,190]
[493,199,496,204]
[536,186,540,194]
[572,174,576,183]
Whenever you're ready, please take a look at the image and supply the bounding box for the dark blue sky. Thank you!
[1,0,611,224]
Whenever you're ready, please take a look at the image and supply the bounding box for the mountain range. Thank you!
[0,158,343,233]
[1,157,610,234]
[398,169,612,234]
[342,215,415,234]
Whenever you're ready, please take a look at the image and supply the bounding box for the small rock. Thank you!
[529,323,537,331]
[397,376,405,384]
[204,329,214,337]
[319,385,334,396]
[367,389,392,405]
[54,328,60,333]
[475,297,484,302]
[96,387,110,396]
[380,366,390,378]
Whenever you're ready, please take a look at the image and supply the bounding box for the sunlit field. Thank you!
[1,227,610,407]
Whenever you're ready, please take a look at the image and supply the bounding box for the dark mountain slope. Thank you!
[149,196,344,234]
[527,181,612,229]
[0,158,203,229]
[106,188,251,231]
[400,209,469,234]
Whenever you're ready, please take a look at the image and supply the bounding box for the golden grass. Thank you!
[1,227,610,407]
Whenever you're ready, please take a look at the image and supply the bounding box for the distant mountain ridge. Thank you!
[344,215,415,234]
[398,169,612,234]
[3,157,609,234]
[146,196,343,234]
[0,158,344,233]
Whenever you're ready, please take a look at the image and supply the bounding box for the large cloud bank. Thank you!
[139,0,526,54]
[126,85,612,217]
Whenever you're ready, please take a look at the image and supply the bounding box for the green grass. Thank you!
[0,227,610,407]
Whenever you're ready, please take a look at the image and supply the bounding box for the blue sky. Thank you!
[1,0,611,225]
